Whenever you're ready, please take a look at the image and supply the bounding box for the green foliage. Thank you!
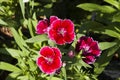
[25,35,48,43]
[19,0,25,18]
[77,3,116,13]
[0,0,120,80]
[104,0,119,9]
[0,19,8,26]
[94,43,120,76]
[0,62,21,72]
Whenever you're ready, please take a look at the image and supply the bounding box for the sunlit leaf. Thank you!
[104,0,119,9]
[103,29,120,39]
[99,42,117,50]
[77,3,116,13]
[0,62,21,72]
[19,0,25,18]
[11,27,29,53]
[25,35,48,43]
[0,19,8,25]
[46,77,63,80]
[61,67,67,80]
[44,4,53,8]
[112,12,120,22]
[6,72,22,80]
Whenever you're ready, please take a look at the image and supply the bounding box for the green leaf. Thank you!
[112,12,120,22]
[115,26,120,33]
[0,19,8,25]
[11,27,29,53]
[44,4,53,8]
[17,75,28,80]
[27,59,37,71]
[104,0,119,9]
[6,72,22,80]
[101,5,116,13]
[0,7,5,13]
[6,48,21,59]
[103,29,120,39]
[99,42,117,50]
[28,18,34,37]
[25,35,48,43]
[46,77,63,80]
[77,3,116,13]
[94,43,120,76]
[19,0,25,18]
[77,3,101,12]
[0,62,21,72]
[32,12,38,29]
[80,21,106,33]
[79,59,92,68]
[0,0,10,3]
[61,67,67,80]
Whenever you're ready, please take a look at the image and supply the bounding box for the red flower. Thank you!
[36,46,62,74]
[75,36,101,64]
[48,19,75,45]
[36,16,58,34]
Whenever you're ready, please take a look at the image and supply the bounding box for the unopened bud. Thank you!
[68,50,75,58]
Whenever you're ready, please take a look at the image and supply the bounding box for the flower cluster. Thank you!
[36,16,75,45]
[75,36,101,64]
[36,16,101,74]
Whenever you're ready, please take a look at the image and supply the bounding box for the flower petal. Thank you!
[50,16,59,24]
[61,19,74,33]
[52,47,62,58]
[39,46,55,57]
[37,57,56,74]
[36,19,49,34]
[64,32,75,43]
[82,55,96,64]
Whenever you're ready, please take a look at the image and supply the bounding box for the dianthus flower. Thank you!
[36,46,62,74]
[75,36,101,64]
[48,19,75,45]
[36,16,58,34]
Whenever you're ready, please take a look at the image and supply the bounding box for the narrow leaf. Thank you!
[0,62,21,72]
[6,48,22,58]
[28,18,34,37]
[25,35,48,43]
[11,27,29,53]
[77,3,116,13]
[112,12,120,22]
[0,19,8,25]
[46,77,63,80]
[77,3,101,12]
[19,0,25,18]
[104,0,119,9]
[61,67,67,80]
[99,42,117,50]
[103,29,120,39]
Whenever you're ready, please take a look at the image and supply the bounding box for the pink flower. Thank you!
[75,36,101,64]
[82,55,96,64]
[48,19,75,45]
[36,16,58,34]
[36,46,62,74]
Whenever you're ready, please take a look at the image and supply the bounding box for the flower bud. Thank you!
[68,50,75,58]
